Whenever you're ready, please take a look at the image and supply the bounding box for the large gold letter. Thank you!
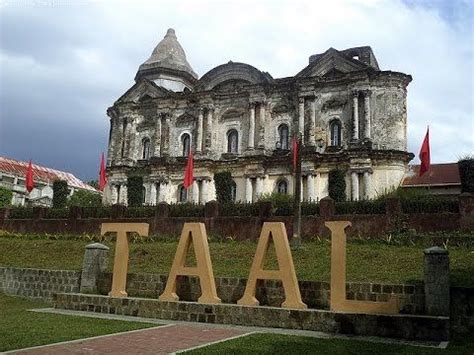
[101,223,149,298]
[159,223,221,304]
[326,221,398,314]
[237,222,306,309]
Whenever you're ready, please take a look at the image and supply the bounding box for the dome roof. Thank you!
[135,28,198,82]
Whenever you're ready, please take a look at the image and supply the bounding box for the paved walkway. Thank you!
[9,324,251,354]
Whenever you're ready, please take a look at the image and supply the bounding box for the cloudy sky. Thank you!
[0,0,472,181]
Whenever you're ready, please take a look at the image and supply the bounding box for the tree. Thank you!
[458,157,474,194]
[328,169,347,202]
[0,187,13,207]
[68,189,102,207]
[52,180,69,208]
[214,171,233,203]
[87,180,99,190]
[127,176,144,207]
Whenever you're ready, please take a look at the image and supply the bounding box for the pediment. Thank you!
[116,79,170,104]
[296,49,369,78]
[176,112,196,127]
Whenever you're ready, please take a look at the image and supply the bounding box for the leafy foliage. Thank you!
[82,206,112,219]
[0,187,12,207]
[169,203,205,217]
[259,192,294,216]
[219,202,260,216]
[44,208,69,219]
[214,171,233,203]
[52,180,68,208]
[458,157,474,193]
[127,176,144,207]
[335,200,386,215]
[68,189,102,207]
[8,207,34,219]
[124,206,156,218]
[328,169,346,202]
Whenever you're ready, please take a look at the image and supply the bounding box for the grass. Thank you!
[185,332,474,355]
[0,293,155,352]
[1,236,473,286]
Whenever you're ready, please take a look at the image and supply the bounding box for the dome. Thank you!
[135,28,198,91]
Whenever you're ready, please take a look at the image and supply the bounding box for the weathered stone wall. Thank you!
[97,273,425,315]
[0,267,80,300]
[53,293,449,341]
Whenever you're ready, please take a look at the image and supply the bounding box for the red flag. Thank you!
[291,135,298,171]
[99,152,107,191]
[419,127,430,177]
[183,149,194,189]
[25,160,34,193]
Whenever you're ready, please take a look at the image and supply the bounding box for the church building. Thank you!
[103,28,413,205]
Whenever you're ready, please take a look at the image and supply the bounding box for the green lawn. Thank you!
[185,332,474,355]
[1,236,473,285]
[0,293,155,352]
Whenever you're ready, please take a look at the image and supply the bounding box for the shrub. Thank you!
[328,169,346,202]
[8,207,34,219]
[169,203,205,217]
[52,180,68,208]
[259,192,294,216]
[458,157,474,193]
[124,206,156,218]
[214,171,233,203]
[44,208,69,219]
[0,187,13,207]
[68,189,102,207]
[82,206,112,218]
[335,200,386,215]
[301,201,320,216]
[127,176,144,207]
[219,202,259,216]
[401,197,459,214]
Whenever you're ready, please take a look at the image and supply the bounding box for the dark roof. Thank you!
[402,163,461,187]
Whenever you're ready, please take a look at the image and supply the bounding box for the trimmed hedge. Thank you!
[169,203,205,217]
[401,197,459,214]
[82,207,112,219]
[214,171,233,203]
[0,187,12,207]
[301,202,320,216]
[52,180,68,208]
[124,206,156,218]
[328,169,346,202]
[8,207,34,219]
[127,176,144,207]
[458,158,474,193]
[44,208,69,219]
[335,200,386,215]
[220,202,260,217]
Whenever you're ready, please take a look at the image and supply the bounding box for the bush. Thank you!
[401,197,459,214]
[301,201,320,216]
[127,176,144,207]
[259,192,294,216]
[169,203,205,217]
[335,200,386,215]
[328,169,346,202]
[219,202,260,216]
[9,207,34,219]
[458,157,474,193]
[68,189,102,207]
[44,208,69,219]
[82,206,112,218]
[124,206,156,218]
[0,187,12,207]
[52,180,68,208]
[214,171,233,203]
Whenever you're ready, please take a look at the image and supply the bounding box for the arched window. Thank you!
[277,179,288,194]
[230,180,237,202]
[142,138,151,159]
[178,184,187,203]
[278,124,289,150]
[330,120,342,146]
[227,129,238,153]
[182,133,191,156]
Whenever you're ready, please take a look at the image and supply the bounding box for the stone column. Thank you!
[150,183,157,206]
[192,180,199,203]
[158,182,168,203]
[245,177,253,202]
[364,90,371,139]
[248,103,255,150]
[206,107,213,152]
[128,118,138,160]
[110,184,118,204]
[309,98,316,145]
[119,184,128,205]
[255,177,264,199]
[163,115,171,155]
[201,179,209,203]
[196,108,204,153]
[424,247,450,316]
[154,114,162,156]
[352,91,359,140]
[315,172,321,201]
[307,174,315,201]
[298,97,305,142]
[258,102,265,148]
[351,172,359,201]
[363,171,371,200]
[80,243,109,294]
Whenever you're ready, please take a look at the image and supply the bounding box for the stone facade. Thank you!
[104,29,413,205]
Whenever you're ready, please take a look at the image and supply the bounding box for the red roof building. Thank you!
[402,163,461,195]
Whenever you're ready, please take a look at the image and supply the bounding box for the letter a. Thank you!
[159,223,221,304]
[237,222,306,309]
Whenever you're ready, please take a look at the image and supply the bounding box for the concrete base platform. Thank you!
[54,293,449,341]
